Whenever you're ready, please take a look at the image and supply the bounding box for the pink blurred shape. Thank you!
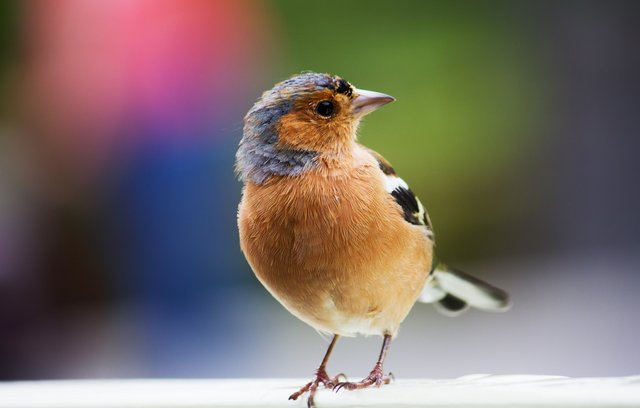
[23,0,273,182]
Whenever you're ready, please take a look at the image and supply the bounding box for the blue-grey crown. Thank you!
[236,73,347,184]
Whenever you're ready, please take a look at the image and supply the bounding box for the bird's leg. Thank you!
[334,334,394,392]
[289,335,346,407]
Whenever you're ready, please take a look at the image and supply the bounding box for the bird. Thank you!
[236,72,510,407]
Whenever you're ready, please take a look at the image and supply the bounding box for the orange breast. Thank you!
[237,152,433,336]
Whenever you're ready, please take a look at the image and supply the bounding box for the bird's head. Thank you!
[237,72,394,183]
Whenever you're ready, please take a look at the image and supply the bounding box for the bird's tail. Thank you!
[418,262,511,316]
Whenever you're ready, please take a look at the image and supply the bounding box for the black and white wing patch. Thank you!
[368,148,434,240]
[385,175,434,239]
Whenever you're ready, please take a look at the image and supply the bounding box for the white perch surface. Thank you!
[1,375,639,407]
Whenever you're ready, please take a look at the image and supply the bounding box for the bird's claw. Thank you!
[289,368,348,407]
[333,363,393,393]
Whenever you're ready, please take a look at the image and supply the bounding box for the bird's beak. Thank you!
[351,89,395,117]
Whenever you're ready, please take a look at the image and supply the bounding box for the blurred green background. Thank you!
[271,1,545,262]
[0,0,638,380]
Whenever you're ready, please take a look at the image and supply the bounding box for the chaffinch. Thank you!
[236,72,510,407]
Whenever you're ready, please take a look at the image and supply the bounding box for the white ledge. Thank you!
[1,375,640,407]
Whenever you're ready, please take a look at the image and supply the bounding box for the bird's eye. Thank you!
[315,100,334,117]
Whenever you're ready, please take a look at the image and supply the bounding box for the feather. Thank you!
[366,148,434,238]
[434,293,469,316]
[419,263,511,314]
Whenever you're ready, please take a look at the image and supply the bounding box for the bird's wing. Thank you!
[365,148,510,316]
[366,148,434,241]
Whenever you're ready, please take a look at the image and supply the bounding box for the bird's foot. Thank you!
[289,367,347,408]
[333,363,394,392]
